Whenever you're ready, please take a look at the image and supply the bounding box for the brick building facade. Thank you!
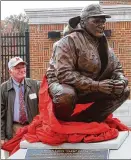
[100,0,131,5]
[25,1,131,99]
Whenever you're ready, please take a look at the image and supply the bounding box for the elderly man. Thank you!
[46,4,130,122]
[1,57,40,145]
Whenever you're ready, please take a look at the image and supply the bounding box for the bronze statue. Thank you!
[46,4,130,122]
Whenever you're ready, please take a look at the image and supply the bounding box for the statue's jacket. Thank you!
[46,29,128,93]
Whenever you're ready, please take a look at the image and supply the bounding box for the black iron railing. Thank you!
[1,31,30,83]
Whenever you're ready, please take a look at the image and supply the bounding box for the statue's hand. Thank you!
[98,79,114,94]
[112,80,124,95]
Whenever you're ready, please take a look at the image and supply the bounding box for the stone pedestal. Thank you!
[1,149,9,159]
[7,100,131,159]
[8,132,131,159]
[20,131,129,150]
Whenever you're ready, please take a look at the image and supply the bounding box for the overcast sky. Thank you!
[1,1,99,20]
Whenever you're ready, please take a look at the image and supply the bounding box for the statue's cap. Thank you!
[68,4,111,28]
[80,4,111,19]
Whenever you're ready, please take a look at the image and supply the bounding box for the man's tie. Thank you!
[19,84,27,124]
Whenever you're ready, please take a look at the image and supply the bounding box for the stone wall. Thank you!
[114,100,131,127]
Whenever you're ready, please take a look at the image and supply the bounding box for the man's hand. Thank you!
[1,139,8,146]
[1,140,5,145]
[98,79,114,94]
[112,80,124,95]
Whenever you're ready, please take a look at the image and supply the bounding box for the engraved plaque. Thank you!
[25,149,109,159]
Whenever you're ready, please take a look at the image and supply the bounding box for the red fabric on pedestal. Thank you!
[2,76,130,155]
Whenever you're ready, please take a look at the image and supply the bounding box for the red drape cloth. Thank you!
[2,76,130,155]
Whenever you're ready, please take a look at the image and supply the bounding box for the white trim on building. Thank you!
[24,5,131,24]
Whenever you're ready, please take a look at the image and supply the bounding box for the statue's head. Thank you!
[65,4,111,38]
[80,4,111,38]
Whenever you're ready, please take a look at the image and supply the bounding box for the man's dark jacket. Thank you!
[1,78,40,140]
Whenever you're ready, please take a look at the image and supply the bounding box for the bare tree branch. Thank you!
[2,13,29,33]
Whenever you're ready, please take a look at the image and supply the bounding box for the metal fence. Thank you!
[1,31,30,83]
